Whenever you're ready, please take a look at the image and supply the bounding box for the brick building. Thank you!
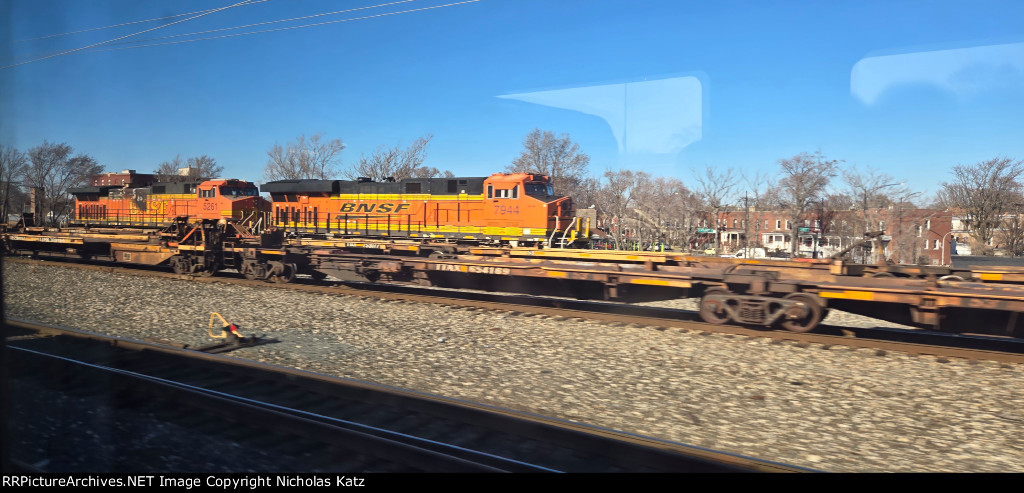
[715,207,955,265]
[90,170,157,188]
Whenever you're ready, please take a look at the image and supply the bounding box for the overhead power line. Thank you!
[1,0,259,70]
[80,0,483,54]
[105,0,419,47]
[13,0,272,43]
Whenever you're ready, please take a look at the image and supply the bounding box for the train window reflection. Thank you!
[525,183,553,196]
[219,187,258,197]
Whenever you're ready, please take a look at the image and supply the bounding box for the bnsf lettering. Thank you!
[339,203,411,213]
[435,264,511,275]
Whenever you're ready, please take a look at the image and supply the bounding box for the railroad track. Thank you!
[8,257,1024,364]
[3,319,809,473]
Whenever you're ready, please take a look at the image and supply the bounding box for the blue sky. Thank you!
[3,0,1023,198]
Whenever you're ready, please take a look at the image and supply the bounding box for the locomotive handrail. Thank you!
[558,217,579,248]
[547,216,560,248]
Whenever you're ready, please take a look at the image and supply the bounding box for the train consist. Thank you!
[4,172,1024,337]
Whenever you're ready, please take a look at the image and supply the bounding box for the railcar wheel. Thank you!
[698,289,731,325]
[780,293,824,333]
[170,256,187,275]
[271,263,295,283]
[241,261,262,281]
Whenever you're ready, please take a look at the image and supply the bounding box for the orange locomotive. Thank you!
[71,179,270,228]
[261,173,589,246]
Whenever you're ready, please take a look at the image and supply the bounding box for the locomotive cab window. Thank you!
[487,185,493,198]
[220,186,258,197]
[199,188,216,198]
[525,183,553,197]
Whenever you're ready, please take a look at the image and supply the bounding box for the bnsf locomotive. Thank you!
[71,172,588,247]
[261,173,589,247]
[71,179,270,228]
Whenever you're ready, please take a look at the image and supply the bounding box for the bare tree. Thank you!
[819,192,856,257]
[24,141,103,226]
[692,166,738,252]
[998,197,1024,256]
[154,155,186,181]
[410,165,454,179]
[344,135,437,181]
[740,171,779,253]
[777,151,838,256]
[264,133,346,181]
[885,189,925,263]
[571,176,602,214]
[633,176,689,250]
[155,154,224,182]
[507,129,590,198]
[1,145,29,221]
[842,167,911,262]
[941,157,1024,255]
[597,169,648,250]
[186,155,222,181]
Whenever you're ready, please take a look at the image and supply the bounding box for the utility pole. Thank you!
[743,192,750,258]
[817,198,825,259]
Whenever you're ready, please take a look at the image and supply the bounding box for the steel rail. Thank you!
[5,319,809,473]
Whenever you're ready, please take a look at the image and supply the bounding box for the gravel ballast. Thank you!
[4,261,1023,472]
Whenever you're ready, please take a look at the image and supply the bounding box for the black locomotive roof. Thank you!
[262,177,487,196]
[69,186,120,196]
[261,180,339,194]
[72,182,203,198]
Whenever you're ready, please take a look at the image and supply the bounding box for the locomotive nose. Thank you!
[547,196,572,218]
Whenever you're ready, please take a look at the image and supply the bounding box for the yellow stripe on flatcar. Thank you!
[979,273,1004,281]
[818,290,875,300]
[630,279,692,288]
[547,271,567,278]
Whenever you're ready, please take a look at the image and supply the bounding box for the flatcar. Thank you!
[71,179,270,228]
[261,173,589,247]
